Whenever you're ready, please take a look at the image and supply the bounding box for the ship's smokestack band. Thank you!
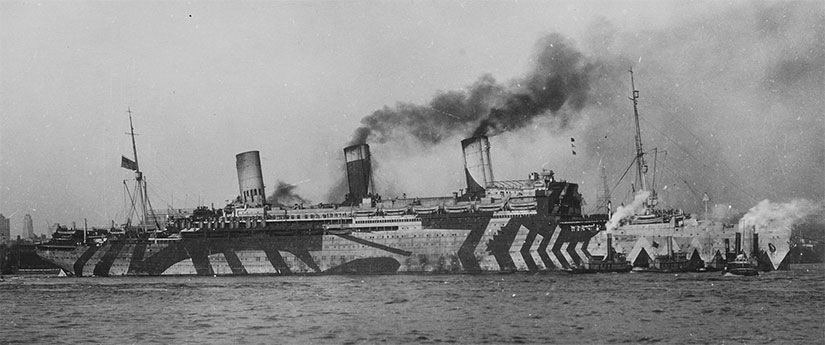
[461,136,494,196]
[236,151,266,206]
[344,144,373,204]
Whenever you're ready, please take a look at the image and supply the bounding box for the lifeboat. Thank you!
[353,208,377,217]
[476,202,505,212]
[631,214,664,224]
[382,207,409,216]
[412,206,439,215]
[323,225,352,235]
[444,204,472,213]
[508,200,537,210]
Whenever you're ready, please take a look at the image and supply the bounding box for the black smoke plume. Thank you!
[474,35,594,137]
[349,33,596,146]
[267,181,309,208]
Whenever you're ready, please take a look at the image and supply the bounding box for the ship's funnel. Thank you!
[606,233,614,261]
[752,233,759,258]
[735,232,742,255]
[344,144,373,204]
[236,151,266,206]
[461,136,494,196]
[724,239,730,261]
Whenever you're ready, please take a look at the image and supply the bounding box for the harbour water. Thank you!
[1,265,823,344]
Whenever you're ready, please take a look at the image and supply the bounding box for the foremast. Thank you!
[124,108,158,234]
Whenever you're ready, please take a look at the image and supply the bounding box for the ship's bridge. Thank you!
[485,170,558,201]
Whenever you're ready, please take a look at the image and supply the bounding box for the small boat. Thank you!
[476,202,505,212]
[723,254,759,276]
[326,229,352,235]
[322,223,352,235]
[647,252,694,272]
[444,203,472,213]
[508,200,537,210]
[412,206,439,215]
[382,207,408,216]
[566,234,632,273]
[630,213,664,224]
[634,236,704,273]
[566,257,632,274]
[353,208,377,217]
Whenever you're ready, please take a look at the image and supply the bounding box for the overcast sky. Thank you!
[1,1,822,236]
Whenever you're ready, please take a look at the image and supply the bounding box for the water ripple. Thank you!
[0,265,822,344]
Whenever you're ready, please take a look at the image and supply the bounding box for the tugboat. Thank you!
[630,236,704,273]
[723,228,760,276]
[566,233,631,273]
[651,236,704,272]
[723,253,759,276]
[721,225,761,276]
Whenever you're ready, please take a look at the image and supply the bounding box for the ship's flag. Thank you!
[121,156,138,171]
[570,137,576,155]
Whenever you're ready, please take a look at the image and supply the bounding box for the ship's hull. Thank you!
[37,214,600,276]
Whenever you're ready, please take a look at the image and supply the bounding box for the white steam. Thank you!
[606,190,651,232]
[739,199,822,232]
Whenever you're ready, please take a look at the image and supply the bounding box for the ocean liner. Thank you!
[36,112,607,275]
[36,74,793,276]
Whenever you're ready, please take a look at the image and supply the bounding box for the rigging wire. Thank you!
[637,115,761,205]
[656,161,705,204]
[123,180,138,225]
[587,156,637,214]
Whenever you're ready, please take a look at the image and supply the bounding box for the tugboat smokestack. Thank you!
[606,233,614,261]
[735,232,742,255]
[752,232,759,258]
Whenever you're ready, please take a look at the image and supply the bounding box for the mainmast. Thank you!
[629,69,656,206]
[629,69,647,192]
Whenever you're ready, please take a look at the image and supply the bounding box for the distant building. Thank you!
[0,214,10,244]
[23,214,34,239]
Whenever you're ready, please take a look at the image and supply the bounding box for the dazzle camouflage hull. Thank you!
[38,210,603,276]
